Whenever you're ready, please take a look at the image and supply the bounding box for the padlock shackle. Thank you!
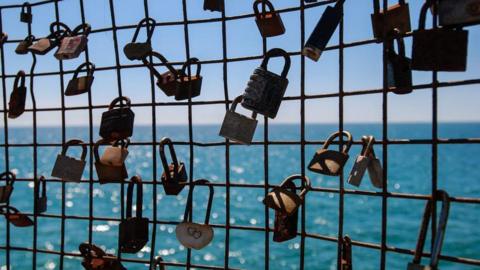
[108,96,131,110]
[373,0,406,14]
[253,0,275,17]
[35,175,46,200]
[0,205,19,215]
[151,256,165,270]
[21,2,32,15]
[0,171,16,186]
[261,48,291,78]
[323,131,353,154]
[49,22,72,38]
[387,29,406,57]
[411,199,432,265]
[280,174,311,199]
[14,70,26,89]
[62,139,87,161]
[72,23,91,37]
[72,62,95,80]
[231,95,257,119]
[430,190,450,268]
[341,235,352,268]
[131,17,156,43]
[113,138,130,149]
[159,137,180,183]
[183,179,214,225]
[93,138,107,162]
[418,1,433,30]
[23,34,35,43]
[126,175,143,219]
[180,57,201,79]
[142,51,179,79]
[360,135,376,157]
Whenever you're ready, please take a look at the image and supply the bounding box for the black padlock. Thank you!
[79,243,126,270]
[55,23,91,60]
[65,62,95,96]
[8,70,27,119]
[272,179,298,242]
[142,51,180,97]
[303,0,345,61]
[20,2,32,24]
[124,18,156,61]
[0,32,7,46]
[15,35,35,55]
[308,131,353,176]
[204,0,224,12]
[34,176,47,214]
[341,236,352,270]
[175,58,203,101]
[94,139,128,184]
[0,171,15,204]
[371,0,411,40]
[100,96,135,141]
[436,0,480,27]
[253,0,285,38]
[119,176,149,253]
[29,22,71,55]
[387,32,412,95]
[412,2,468,72]
[241,48,290,119]
[159,137,187,196]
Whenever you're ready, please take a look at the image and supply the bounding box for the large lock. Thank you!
[79,243,126,270]
[100,138,129,167]
[0,171,16,204]
[219,95,258,145]
[371,0,411,39]
[436,0,480,27]
[263,175,311,216]
[15,35,35,55]
[253,0,285,38]
[94,139,128,184]
[341,236,352,270]
[29,22,71,55]
[308,131,353,176]
[119,176,149,253]
[159,137,187,195]
[142,51,180,97]
[35,176,47,214]
[65,62,95,96]
[412,2,468,72]
[55,23,90,60]
[150,257,166,270]
[124,18,156,61]
[175,58,203,101]
[241,48,290,119]
[51,139,87,182]
[272,179,299,242]
[176,179,215,250]
[204,0,224,12]
[0,205,34,227]
[20,2,32,23]
[387,32,412,95]
[8,70,27,119]
[303,0,344,61]
[100,96,135,141]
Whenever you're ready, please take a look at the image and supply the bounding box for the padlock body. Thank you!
[28,38,56,55]
[20,12,32,23]
[8,86,27,119]
[255,13,286,37]
[51,154,86,182]
[55,36,87,60]
[308,149,349,176]
[347,155,370,187]
[95,162,128,184]
[273,209,298,242]
[263,188,302,216]
[15,40,32,55]
[174,76,203,101]
[368,158,384,189]
[0,185,14,203]
[100,146,129,167]
[119,217,149,253]
[387,51,412,94]
[371,2,411,39]
[219,110,258,145]
[407,262,430,270]
[35,196,47,214]
[7,213,34,227]
[157,71,179,96]
[161,163,188,195]
[123,43,152,61]
[204,0,224,11]
[65,76,94,96]
[438,0,480,27]
[100,107,135,141]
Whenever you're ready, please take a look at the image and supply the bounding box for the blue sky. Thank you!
[1,0,479,126]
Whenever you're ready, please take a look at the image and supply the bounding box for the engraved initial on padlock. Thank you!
[142,51,180,97]
[263,175,311,216]
[55,23,91,60]
[219,95,258,145]
[65,62,95,96]
[8,70,27,119]
[0,171,16,204]
[34,176,47,214]
[159,137,187,195]
[253,0,285,38]
[371,0,411,39]
[15,35,35,55]
[387,31,412,95]
[51,139,87,182]
[175,58,203,101]
[124,18,156,61]
[94,138,129,184]
[308,131,353,176]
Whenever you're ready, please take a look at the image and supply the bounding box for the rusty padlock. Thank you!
[387,31,412,95]
[20,2,32,23]
[100,138,129,167]
[241,48,290,119]
[34,176,47,214]
[263,175,311,216]
[219,95,258,145]
[0,171,15,204]
[348,136,374,187]
[253,0,285,38]
[94,139,128,184]
[308,131,353,176]
[15,35,35,55]
[79,243,126,270]
[8,70,27,119]
[0,205,34,227]
[142,51,180,97]
[272,178,299,242]
[51,139,87,182]
[99,96,135,141]
[150,257,166,270]
[204,0,224,12]
[371,0,411,39]
[436,0,480,27]
[55,23,90,60]
[65,62,95,96]
[341,235,353,270]
[29,22,71,55]
[175,58,203,101]
[412,2,468,72]
[119,176,149,253]
[124,17,156,61]
[0,32,7,46]
[159,137,187,195]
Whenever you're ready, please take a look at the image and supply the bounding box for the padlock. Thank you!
[55,23,90,60]
[159,137,187,195]
[341,236,352,270]
[371,0,411,39]
[436,0,480,27]
[411,2,468,72]
[264,175,311,216]
[119,176,149,253]
[348,136,374,187]
[204,0,224,12]
[0,205,34,227]
[29,22,71,55]
[176,179,214,250]
[367,139,383,189]
[20,2,32,23]
[79,243,126,270]
[65,62,95,96]
[150,256,166,270]
[51,139,87,182]
[34,176,47,214]
[253,0,285,38]
[8,70,27,119]
[174,58,203,101]
[124,17,156,61]
[308,131,353,176]
[100,138,129,167]
[302,0,345,61]
[387,32,412,95]
[142,51,180,96]
[0,171,15,203]
[219,95,258,145]
[241,48,290,119]
[0,32,7,46]
[94,139,128,184]
[272,179,298,242]
[99,96,135,141]
[15,35,35,55]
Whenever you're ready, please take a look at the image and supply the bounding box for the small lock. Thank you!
[0,171,16,204]
[308,131,353,176]
[99,96,135,141]
[0,205,34,227]
[436,0,480,27]
[175,58,203,101]
[100,139,129,167]
[142,51,180,96]
[15,35,35,55]
[242,48,290,119]
[253,0,285,38]
[150,257,166,270]
[51,139,87,182]
[387,32,412,95]
[367,143,383,189]
[34,176,47,214]
[20,2,32,23]
[159,137,187,195]
[94,139,128,184]
[263,175,311,216]
[371,0,411,39]
[124,18,156,61]
[79,243,127,270]
[204,0,224,12]
[8,70,27,119]
[341,236,353,270]
[55,23,90,60]
[29,22,71,55]
[65,62,95,96]
[219,95,258,145]
[271,179,300,243]
[348,135,384,188]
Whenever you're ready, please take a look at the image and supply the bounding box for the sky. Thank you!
[0,0,479,126]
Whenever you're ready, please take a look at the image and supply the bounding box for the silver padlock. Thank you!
[219,95,258,145]
[100,139,129,167]
[51,139,87,182]
[436,0,480,27]
[55,23,90,60]
[367,144,384,189]
[347,136,373,187]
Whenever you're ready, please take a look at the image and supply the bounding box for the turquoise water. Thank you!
[0,123,479,269]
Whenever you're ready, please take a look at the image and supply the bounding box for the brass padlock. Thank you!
[436,0,480,27]
[15,35,35,55]
[341,236,352,270]
[308,131,353,176]
[263,175,311,216]
[65,62,95,96]
[119,176,149,253]
[0,205,34,227]
[0,171,15,204]
[371,0,411,39]
[253,0,285,38]
[387,32,412,95]
[175,58,203,101]
[20,2,32,23]
[241,48,290,119]
[348,136,374,187]
[124,17,156,61]
[272,179,299,242]
[204,0,224,12]
[142,51,180,97]
[412,2,468,72]
[159,137,187,195]
[0,32,7,46]
[150,257,166,270]
[35,176,47,214]
[79,243,126,270]
[51,139,87,182]
[94,139,128,184]
[219,95,258,145]
[8,70,27,119]
[99,96,135,141]
[100,138,129,167]
[176,179,215,250]
[29,22,71,55]
[55,23,90,60]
